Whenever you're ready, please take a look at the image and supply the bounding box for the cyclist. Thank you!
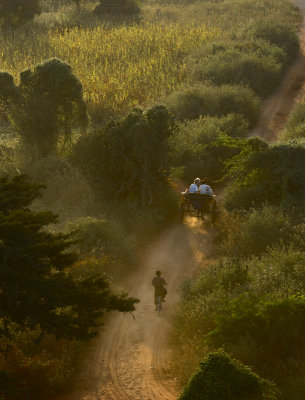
[152,270,167,311]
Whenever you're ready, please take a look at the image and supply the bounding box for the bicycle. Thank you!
[156,295,162,316]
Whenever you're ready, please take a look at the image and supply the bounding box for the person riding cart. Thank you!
[181,177,217,223]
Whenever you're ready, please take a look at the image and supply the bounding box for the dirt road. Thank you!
[57,219,213,400]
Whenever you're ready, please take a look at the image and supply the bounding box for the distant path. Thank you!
[251,0,305,141]
[56,219,214,400]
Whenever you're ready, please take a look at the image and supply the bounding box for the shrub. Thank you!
[0,329,81,399]
[223,140,305,210]
[215,206,292,258]
[165,85,260,127]
[170,114,248,184]
[73,106,177,210]
[192,50,282,97]
[0,59,88,157]
[206,295,305,380]
[0,0,41,28]
[178,351,277,400]
[281,99,305,140]
[285,99,305,129]
[94,0,140,16]
[67,216,136,266]
[281,124,305,141]
[248,20,300,64]
[190,40,286,67]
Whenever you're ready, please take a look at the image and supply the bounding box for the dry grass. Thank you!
[0,21,216,121]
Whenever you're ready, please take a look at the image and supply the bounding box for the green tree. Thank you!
[206,295,305,379]
[222,139,305,210]
[178,351,277,400]
[0,59,88,157]
[0,175,139,341]
[74,105,175,207]
[0,0,41,28]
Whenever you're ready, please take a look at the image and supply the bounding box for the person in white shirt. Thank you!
[188,178,200,193]
[199,178,213,196]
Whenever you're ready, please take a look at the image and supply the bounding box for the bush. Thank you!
[223,140,305,210]
[73,106,177,213]
[67,216,136,266]
[94,0,140,16]
[165,85,260,127]
[248,20,300,64]
[0,0,41,28]
[215,206,293,258]
[0,58,88,157]
[206,295,305,380]
[281,99,305,140]
[192,50,282,97]
[285,100,305,129]
[190,40,286,67]
[0,328,81,400]
[170,114,248,184]
[172,246,305,398]
[178,351,277,400]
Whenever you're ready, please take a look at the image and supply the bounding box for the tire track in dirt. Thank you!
[252,0,305,141]
[56,219,214,400]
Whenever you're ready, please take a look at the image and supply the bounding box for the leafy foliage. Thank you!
[0,59,88,156]
[73,105,176,209]
[170,114,249,184]
[0,0,41,28]
[247,20,300,64]
[165,85,260,127]
[172,246,305,395]
[67,216,136,265]
[178,351,277,400]
[190,41,284,97]
[0,175,139,341]
[223,140,305,210]
[206,295,305,379]
[215,206,295,258]
[281,99,305,140]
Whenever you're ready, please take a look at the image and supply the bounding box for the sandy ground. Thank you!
[56,218,214,400]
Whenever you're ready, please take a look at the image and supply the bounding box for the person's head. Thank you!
[201,178,208,185]
[156,270,161,276]
[194,178,201,186]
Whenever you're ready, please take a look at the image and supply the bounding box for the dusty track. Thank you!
[252,0,305,140]
[56,219,213,400]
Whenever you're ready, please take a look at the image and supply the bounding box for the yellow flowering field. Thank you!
[51,23,217,119]
[0,22,217,119]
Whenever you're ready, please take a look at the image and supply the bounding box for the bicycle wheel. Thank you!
[156,296,162,316]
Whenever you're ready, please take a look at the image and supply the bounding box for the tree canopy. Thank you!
[74,105,176,207]
[0,59,88,156]
[0,0,41,28]
[0,175,139,341]
[222,138,305,210]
